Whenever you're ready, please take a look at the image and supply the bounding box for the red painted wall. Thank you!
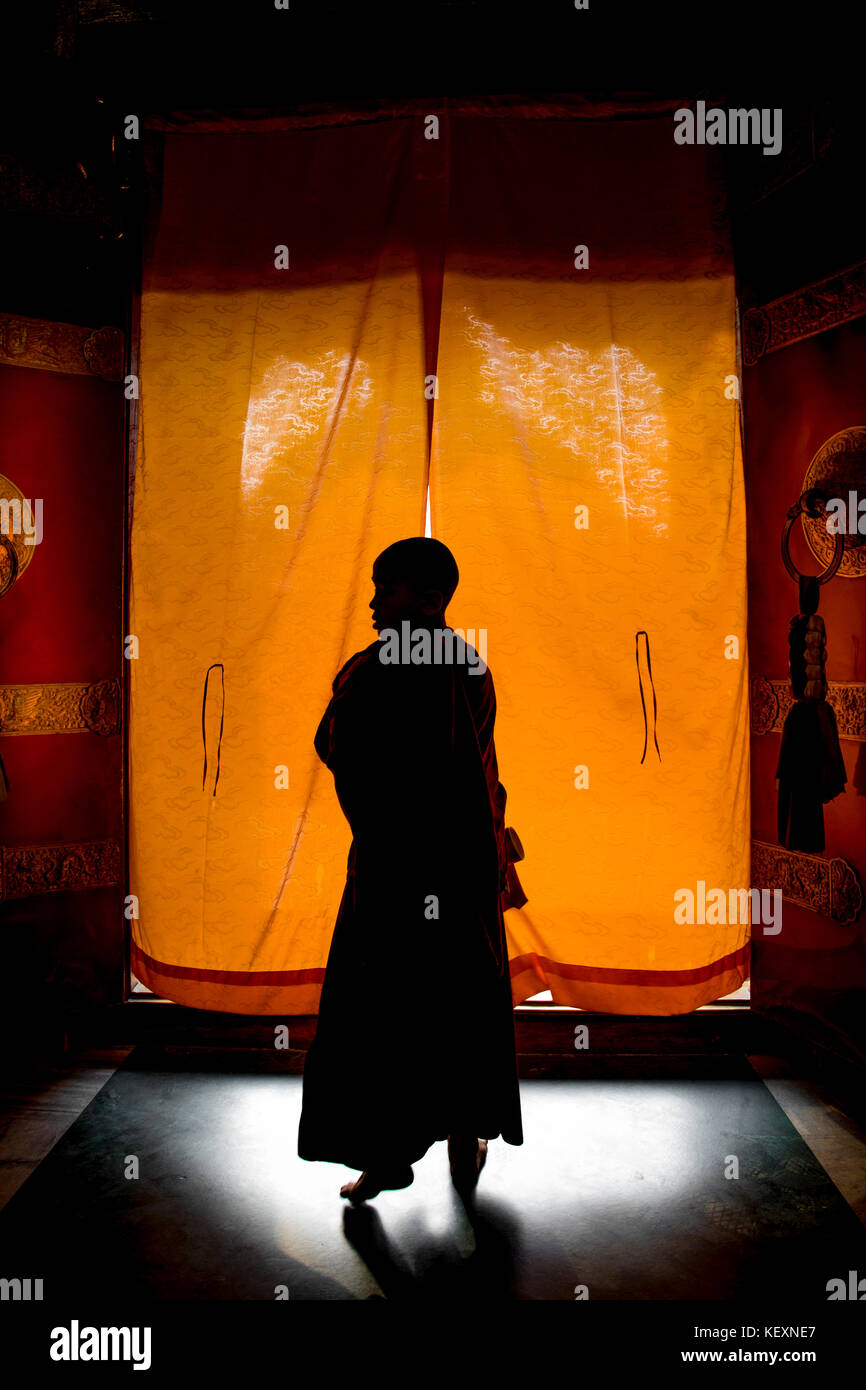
[744,317,866,1053]
[0,360,126,1042]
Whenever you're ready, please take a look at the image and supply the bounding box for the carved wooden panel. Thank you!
[742,261,866,366]
[0,680,120,736]
[751,839,863,925]
[0,313,123,381]
[0,839,121,899]
[751,675,866,741]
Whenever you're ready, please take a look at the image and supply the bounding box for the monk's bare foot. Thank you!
[340,1167,414,1203]
[447,1136,488,1189]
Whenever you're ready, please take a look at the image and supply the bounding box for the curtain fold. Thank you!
[130,114,750,1016]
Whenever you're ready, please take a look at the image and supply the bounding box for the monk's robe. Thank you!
[297,630,524,1171]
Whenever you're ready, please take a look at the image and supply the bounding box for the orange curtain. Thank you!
[432,117,749,1012]
[130,114,749,1015]
[130,124,431,1011]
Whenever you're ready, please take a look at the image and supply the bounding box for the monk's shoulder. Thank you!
[456,655,497,731]
[332,641,381,694]
[459,650,495,694]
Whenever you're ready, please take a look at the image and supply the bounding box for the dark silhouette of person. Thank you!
[298,537,524,1202]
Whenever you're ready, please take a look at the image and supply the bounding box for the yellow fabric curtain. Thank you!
[130,115,749,1015]
[432,117,749,1011]
[130,125,430,1011]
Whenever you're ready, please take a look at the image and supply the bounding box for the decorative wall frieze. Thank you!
[0,313,124,381]
[78,1,158,23]
[742,260,866,366]
[751,839,863,925]
[0,839,121,900]
[0,680,120,736]
[751,675,866,741]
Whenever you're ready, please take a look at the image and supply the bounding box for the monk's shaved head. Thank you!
[373,538,459,607]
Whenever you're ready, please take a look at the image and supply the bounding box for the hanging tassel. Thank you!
[775,576,847,851]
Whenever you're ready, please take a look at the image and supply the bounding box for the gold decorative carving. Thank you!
[751,675,866,740]
[0,680,120,736]
[801,427,866,579]
[0,839,121,900]
[0,313,124,381]
[78,1,159,22]
[742,260,866,366]
[0,473,38,596]
[751,839,863,925]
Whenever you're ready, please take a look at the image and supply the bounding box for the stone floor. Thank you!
[1,1044,865,1300]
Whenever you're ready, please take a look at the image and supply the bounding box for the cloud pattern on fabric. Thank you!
[242,353,374,497]
[465,311,670,537]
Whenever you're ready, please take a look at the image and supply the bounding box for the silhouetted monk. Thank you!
[298,537,524,1201]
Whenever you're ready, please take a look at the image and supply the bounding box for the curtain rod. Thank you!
[142,94,714,134]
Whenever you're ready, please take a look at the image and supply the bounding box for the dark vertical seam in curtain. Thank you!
[423,104,452,525]
[730,278,751,927]
[492,119,558,555]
